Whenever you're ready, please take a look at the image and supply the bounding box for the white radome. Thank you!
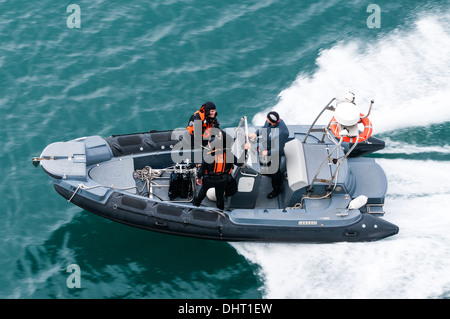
[334,101,360,126]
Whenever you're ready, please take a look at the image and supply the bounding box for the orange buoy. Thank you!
[330,113,373,143]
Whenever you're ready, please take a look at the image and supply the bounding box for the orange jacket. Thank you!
[186,106,217,138]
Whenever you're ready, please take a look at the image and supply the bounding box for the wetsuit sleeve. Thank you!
[197,161,208,178]
[278,120,290,156]
[187,113,202,135]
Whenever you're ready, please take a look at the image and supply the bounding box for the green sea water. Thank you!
[1,0,450,299]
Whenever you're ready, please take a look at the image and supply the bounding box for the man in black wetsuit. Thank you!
[193,130,245,210]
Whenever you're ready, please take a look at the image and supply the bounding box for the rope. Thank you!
[133,166,164,181]
[68,165,196,203]
[67,183,138,202]
[286,203,303,209]
[133,166,166,196]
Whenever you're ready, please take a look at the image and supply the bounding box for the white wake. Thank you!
[252,11,450,134]
[237,10,450,299]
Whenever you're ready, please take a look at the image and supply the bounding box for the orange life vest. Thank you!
[205,152,232,176]
[186,106,215,138]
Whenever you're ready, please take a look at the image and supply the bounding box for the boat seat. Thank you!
[228,166,261,209]
[284,139,308,191]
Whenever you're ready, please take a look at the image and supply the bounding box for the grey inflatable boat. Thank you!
[33,98,399,242]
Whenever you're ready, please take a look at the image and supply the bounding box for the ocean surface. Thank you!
[1,0,449,299]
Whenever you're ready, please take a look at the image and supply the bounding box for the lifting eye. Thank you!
[155,220,167,227]
[344,231,358,237]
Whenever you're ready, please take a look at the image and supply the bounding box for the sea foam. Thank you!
[236,11,450,299]
[252,11,450,134]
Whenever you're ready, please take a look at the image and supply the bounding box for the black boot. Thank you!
[193,197,201,207]
[267,188,281,199]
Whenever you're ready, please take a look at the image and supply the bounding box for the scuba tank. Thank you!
[168,161,194,200]
[168,171,182,200]
[180,172,191,198]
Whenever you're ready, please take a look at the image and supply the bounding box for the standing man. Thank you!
[249,111,289,199]
[193,130,233,210]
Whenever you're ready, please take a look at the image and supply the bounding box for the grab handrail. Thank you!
[303,97,336,143]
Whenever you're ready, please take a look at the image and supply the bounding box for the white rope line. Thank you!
[68,165,197,203]
[68,183,138,202]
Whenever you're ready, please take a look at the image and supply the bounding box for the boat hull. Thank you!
[36,124,398,243]
[54,183,398,243]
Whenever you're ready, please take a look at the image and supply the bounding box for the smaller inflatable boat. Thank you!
[33,97,398,242]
